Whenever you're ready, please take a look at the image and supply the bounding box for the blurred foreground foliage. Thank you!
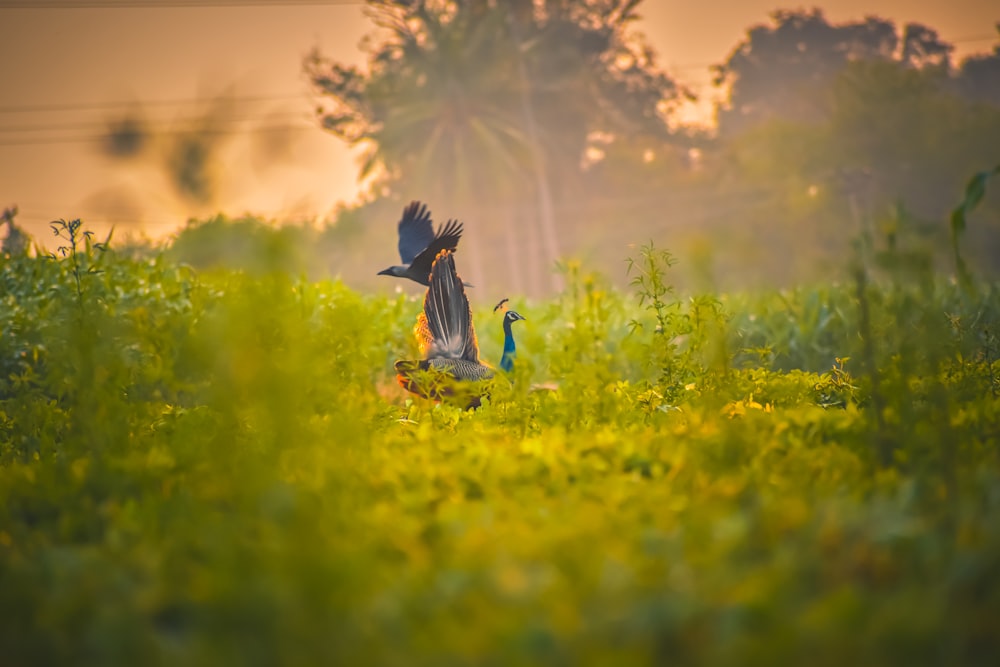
[1,216,1000,666]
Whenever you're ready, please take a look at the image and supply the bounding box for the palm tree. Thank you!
[307,0,684,295]
[310,2,536,290]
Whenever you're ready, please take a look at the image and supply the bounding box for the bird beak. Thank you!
[377,268,392,276]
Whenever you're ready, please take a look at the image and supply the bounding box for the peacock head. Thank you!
[505,310,526,325]
[495,298,525,326]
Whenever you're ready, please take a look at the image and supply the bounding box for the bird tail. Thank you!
[422,250,480,362]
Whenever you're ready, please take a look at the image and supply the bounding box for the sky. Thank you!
[0,0,997,245]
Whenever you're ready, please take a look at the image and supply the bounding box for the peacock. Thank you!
[377,200,465,287]
[492,297,526,373]
[394,249,524,408]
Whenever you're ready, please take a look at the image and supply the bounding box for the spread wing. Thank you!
[397,201,434,265]
[407,218,463,283]
[421,250,480,362]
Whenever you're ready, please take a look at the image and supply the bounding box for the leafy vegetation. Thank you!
[7,3,992,662]
[2,211,999,665]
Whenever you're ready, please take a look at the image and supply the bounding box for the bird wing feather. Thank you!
[407,218,463,283]
[422,250,480,362]
[397,201,435,265]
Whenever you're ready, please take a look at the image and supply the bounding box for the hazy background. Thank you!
[1,0,998,296]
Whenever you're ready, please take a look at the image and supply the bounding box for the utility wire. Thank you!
[0,122,321,147]
[0,110,312,133]
[8,183,789,222]
[950,34,1000,44]
[0,92,310,114]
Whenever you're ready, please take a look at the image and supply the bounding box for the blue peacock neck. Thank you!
[500,317,517,372]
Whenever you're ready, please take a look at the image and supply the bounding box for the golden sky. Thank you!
[0,0,996,243]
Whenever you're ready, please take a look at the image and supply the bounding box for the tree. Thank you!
[307,2,529,289]
[97,89,305,229]
[680,11,1000,285]
[899,22,953,70]
[711,10,968,137]
[100,95,241,209]
[712,9,898,135]
[825,59,1000,220]
[955,25,1000,107]
[305,0,684,294]
[701,53,1000,282]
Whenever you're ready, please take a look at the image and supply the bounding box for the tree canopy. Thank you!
[303,4,1000,292]
[695,10,1000,283]
[711,9,962,136]
[305,0,685,291]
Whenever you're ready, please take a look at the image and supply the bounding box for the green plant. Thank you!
[48,218,109,312]
[626,242,729,408]
[0,222,998,666]
[950,164,1000,290]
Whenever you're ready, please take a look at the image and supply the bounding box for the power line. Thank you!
[5,190,780,236]
[0,92,310,114]
[0,110,312,133]
[0,122,322,147]
[951,34,1000,44]
[674,35,998,71]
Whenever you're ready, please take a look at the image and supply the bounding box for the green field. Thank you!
[2,223,999,666]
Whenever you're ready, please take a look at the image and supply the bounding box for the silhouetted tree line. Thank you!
[304,2,1000,292]
[95,2,1000,294]
[691,11,1000,286]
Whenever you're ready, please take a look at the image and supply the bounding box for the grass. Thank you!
[1,223,999,666]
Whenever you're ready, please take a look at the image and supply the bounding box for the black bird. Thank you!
[394,250,524,408]
[377,201,465,287]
